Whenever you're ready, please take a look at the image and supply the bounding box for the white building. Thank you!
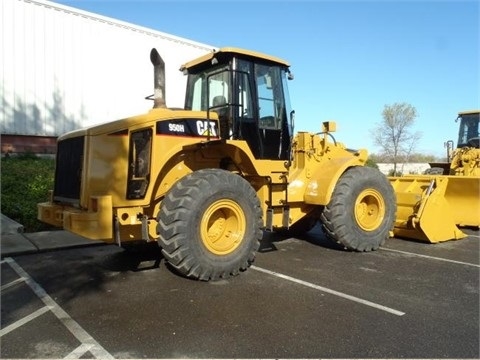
[377,163,431,175]
[1,0,215,153]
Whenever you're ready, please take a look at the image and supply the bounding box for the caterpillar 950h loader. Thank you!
[38,48,396,280]
[390,110,480,243]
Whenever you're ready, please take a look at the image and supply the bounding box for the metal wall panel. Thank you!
[1,0,214,136]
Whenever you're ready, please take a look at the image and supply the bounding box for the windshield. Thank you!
[457,112,480,148]
[184,58,294,160]
[185,65,230,112]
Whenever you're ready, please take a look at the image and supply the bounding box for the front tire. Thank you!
[157,169,263,281]
[320,166,395,251]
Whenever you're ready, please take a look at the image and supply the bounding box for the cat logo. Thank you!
[196,120,218,137]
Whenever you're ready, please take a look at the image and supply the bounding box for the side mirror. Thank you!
[290,110,295,134]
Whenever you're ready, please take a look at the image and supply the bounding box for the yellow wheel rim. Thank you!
[354,189,385,231]
[201,199,246,255]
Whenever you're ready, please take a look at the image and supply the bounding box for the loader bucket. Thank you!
[389,175,480,243]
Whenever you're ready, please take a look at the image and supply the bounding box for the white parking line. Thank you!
[251,265,406,316]
[64,343,94,359]
[3,258,114,359]
[380,248,480,268]
[1,277,26,291]
[0,306,50,337]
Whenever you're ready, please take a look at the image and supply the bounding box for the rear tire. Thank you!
[157,169,262,281]
[424,167,445,175]
[320,166,395,251]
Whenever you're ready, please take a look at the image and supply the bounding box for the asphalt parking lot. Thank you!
[1,225,479,359]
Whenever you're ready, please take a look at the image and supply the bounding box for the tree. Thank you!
[370,102,422,175]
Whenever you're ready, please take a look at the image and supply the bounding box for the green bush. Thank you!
[365,157,379,169]
[1,154,56,232]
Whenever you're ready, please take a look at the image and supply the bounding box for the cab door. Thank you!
[233,61,292,160]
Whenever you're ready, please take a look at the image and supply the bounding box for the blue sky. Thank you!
[54,0,479,158]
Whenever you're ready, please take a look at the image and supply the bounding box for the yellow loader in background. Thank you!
[390,110,480,243]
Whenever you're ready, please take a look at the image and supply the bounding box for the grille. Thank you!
[53,136,85,205]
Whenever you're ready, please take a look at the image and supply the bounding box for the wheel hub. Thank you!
[201,199,246,255]
[354,189,385,231]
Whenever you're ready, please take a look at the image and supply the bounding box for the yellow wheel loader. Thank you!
[38,47,396,280]
[390,110,480,243]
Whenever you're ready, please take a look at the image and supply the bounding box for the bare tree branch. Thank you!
[370,102,421,175]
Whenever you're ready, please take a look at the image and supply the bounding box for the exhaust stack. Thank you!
[150,48,166,108]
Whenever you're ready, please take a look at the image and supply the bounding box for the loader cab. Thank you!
[182,47,294,160]
[456,110,480,148]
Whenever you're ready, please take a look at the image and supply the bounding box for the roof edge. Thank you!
[180,47,290,71]
[24,0,215,52]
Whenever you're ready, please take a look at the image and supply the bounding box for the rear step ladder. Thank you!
[265,174,289,231]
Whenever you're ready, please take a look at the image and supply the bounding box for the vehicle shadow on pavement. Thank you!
[99,242,163,272]
[259,223,346,253]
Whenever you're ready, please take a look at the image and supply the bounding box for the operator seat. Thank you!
[212,95,231,139]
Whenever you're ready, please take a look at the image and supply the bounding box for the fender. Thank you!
[304,156,365,205]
